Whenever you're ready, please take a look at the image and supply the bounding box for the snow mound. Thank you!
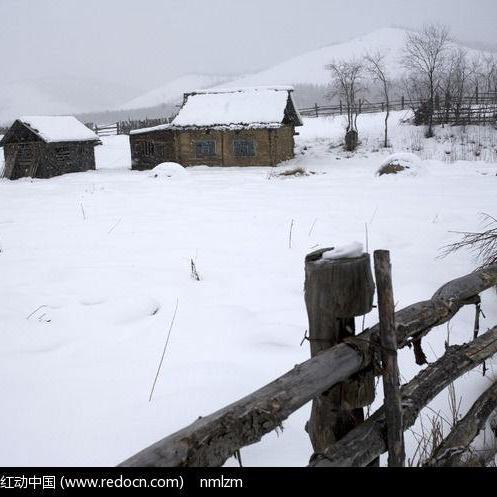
[322,242,364,260]
[377,153,423,177]
[149,162,188,178]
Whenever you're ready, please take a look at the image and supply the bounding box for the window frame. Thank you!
[135,141,155,157]
[233,139,256,158]
[195,140,216,158]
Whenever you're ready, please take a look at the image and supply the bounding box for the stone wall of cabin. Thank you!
[129,129,176,170]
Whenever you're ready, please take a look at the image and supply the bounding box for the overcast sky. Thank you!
[0,0,496,91]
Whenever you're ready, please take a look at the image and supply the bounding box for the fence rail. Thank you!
[89,118,171,137]
[299,93,497,125]
[119,252,497,468]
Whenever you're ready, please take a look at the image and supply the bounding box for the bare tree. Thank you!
[402,24,451,137]
[483,54,497,94]
[365,51,391,148]
[441,47,473,124]
[326,59,364,151]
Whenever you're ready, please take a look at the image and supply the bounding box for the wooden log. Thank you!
[120,343,363,467]
[425,380,497,467]
[374,250,405,467]
[120,264,497,467]
[310,325,497,467]
[304,250,375,452]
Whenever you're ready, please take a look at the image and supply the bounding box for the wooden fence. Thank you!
[299,97,407,118]
[90,118,171,137]
[299,93,497,126]
[119,249,497,468]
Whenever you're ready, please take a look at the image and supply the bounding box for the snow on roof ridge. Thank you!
[186,85,295,95]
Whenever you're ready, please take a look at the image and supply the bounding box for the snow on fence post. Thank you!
[374,250,405,467]
[304,247,375,454]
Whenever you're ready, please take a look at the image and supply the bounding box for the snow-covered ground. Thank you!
[1,114,497,466]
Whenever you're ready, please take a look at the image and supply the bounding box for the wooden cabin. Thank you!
[0,116,100,180]
[129,86,303,169]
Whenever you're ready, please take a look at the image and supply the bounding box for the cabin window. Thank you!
[136,141,155,156]
[233,139,256,157]
[195,140,216,158]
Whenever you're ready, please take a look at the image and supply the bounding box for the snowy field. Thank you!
[1,112,497,466]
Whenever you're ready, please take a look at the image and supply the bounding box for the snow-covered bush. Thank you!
[377,152,422,176]
[277,166,314,178]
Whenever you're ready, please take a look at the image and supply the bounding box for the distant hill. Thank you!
[118,74,230,111]
[214,28,493,91]
[0,77,142,126]
[216,28,410,89]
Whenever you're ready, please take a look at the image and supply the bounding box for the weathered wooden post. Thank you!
[401,95,405,110]
[374,250,405,467]
[304,247,375,454]
[314,103,319,117]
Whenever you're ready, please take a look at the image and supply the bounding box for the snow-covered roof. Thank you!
[17,116,99,143]
[129,87,303,136]
[172,86,302,128]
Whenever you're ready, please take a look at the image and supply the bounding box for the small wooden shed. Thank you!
[0,116,100,180]
[129,86,303,169]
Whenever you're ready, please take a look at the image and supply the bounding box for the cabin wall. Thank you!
[128,125,297,169]
[37,142,96,179]
[273,125,296,164]
[129,130,176,170]
[3,142,42,179]
[177,126,297,167]
[176,128,275,167]
[222,129,273,167]
[3,141,96,179]
[175,129,224,166]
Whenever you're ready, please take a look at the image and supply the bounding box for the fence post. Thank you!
[340,100,343,115]
[401,96,405,110]
[304,248,375,453]
[374,250,405,467]
[314,103,319,117]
